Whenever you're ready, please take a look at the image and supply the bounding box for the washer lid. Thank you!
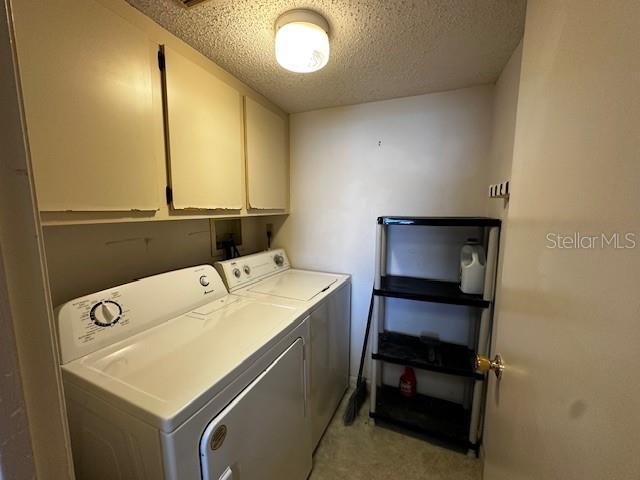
[248,270,338,301]
[61,297,298,432]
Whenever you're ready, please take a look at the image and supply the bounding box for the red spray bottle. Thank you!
[399,367,417,398]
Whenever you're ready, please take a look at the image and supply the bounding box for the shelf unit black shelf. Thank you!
[370,385,474,452]
[374,275,490,308]
[373,331,483,380]
[378,216,501,227]
[370,216,500,454]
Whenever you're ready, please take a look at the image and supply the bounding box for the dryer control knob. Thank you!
[274,254,284,266]
[90,301,122,327]
[199,275,210,287]
[233,268,241,278]
[243,265,251,275]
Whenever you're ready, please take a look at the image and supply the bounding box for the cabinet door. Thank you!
[162,47,243,210]
[244,97,289,210]
[12,0,161,212]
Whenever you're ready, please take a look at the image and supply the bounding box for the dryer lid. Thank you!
[248,270,338,301]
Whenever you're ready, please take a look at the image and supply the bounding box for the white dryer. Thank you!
[215,249,351,448]
[57,265,312,480]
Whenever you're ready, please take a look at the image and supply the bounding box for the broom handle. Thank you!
[356,289,375,384]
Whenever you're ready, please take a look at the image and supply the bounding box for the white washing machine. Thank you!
[215,249,351,448]
[57,265,312,480]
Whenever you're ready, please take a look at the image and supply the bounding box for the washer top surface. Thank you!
[248,270,339,301]
[215,249,351,305]
[63,296,298,432]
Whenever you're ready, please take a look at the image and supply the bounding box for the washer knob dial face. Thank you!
[243,265,251,275]
[274,254,284,266]
[90,301,122,327]
[233,268,241,278]
[199,275,210,287]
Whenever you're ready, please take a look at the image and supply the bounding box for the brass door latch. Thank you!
[475,353,505,379]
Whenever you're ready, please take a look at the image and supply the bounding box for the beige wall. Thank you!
[271,85,495,375]
[0,5,34,479]
[481,37,523,460]
[0,249,35,480]
[487,41,523,220]
[484,0,640,478]
[0,0,74,477]
[45,217,269,307]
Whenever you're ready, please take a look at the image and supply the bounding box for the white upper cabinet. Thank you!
[12,0,161,212]
[244,97,289,210]
[162,46,244,210]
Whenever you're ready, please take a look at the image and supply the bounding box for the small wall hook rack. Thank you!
[489,180,510,199]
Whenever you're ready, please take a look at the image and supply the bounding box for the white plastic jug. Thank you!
[460,239,486,294]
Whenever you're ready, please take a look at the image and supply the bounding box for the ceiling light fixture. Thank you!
[275,9,330,73]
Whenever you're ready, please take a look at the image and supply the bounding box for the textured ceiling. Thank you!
[126,0,526,113]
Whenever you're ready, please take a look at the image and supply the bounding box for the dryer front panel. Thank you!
[199,338,310,480]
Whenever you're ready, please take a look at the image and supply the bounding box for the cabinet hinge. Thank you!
[157,50,165,71]
[165,186,173,204]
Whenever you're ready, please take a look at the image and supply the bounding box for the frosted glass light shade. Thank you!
[275,10,330,73]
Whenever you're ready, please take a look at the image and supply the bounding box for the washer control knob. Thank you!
[233,268,241,278]
[199,275,210,287]
[90,301,122,327]
[274,254,284,267]
[243,265,251,275]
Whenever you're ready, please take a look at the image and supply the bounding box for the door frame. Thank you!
[0,0,74,477]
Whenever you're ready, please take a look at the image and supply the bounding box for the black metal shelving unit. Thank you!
[378,216,501,227]
[369,216,501,454]
[375,275,490,308]
[373,331,482,380]
[371,385,472,451]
